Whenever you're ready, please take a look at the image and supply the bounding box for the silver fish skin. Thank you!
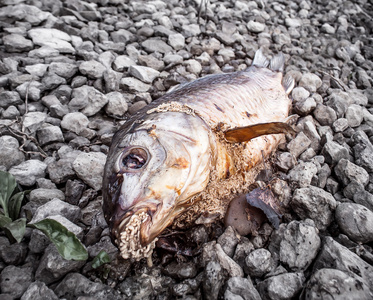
[102,50,293,261]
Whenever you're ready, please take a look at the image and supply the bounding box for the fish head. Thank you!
[103,112,214,251]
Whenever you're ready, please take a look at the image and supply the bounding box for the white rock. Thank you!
[73,152,107,190]
[129,65,160,84]
[9,159,47,186]
[246,20,266,33]
[28,28,75,54]
[105,91,129,118]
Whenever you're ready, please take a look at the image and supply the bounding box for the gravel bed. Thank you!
[0,0,373,299]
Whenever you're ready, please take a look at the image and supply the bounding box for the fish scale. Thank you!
[102,50,294,262]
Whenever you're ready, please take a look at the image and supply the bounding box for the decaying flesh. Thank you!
[102,50,294,262]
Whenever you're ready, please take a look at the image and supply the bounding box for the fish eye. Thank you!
[120,147,148,172]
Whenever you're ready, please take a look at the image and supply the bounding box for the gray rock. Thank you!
[111,29,134,44]
[49,62,78,79]
[275,152,297,172]
[30,198,80,224]
[203,261,227,300]
[334,159,369,186]
[28,46,59,58]
[105,91,129,118]
[321,140,349,166]
[168,33,185,50]
[257,272,305,300]
[3,34,33,52]
[2,105,20,119]
[232,238,255,270]
[352,131,373,173]
[353,190,373,212]
[185,59,202,75]
[28,28,75,53]
[1,4,51,25]
[291,186,337,230]
[112,55,136,72]
[73,152,106,190]
[215,243,244,277]
[287,161,318,189]
[285,18,303,27]
[142,39,172,54]
[326,91,350,118]
[287,132,311,158]
[120,77,151,92]
[245,249,273,277]
[79,60,106,79]
[138,55,165,71]
[9,159,47,186]
[0,136,25,170]
[20,281,58,300]
[294,97,317,116]
[217,226,240,257]
[42,72,66,90]
[317,164,331,189]
[304,268,373,300]
[280,220,321,271]
[332,118,349,133]
[15,81,43,101]
[347,89,368,106]
[47,158,76,184]
[61,112,89,135]
[69,85,108,116]
[29,188,65,205]
[343,181,365,199]
[23,112,48,134]
[336,203,373,243]
[246,20,266,33]
[129,65,160,84]
[163,261,198,279]
[0,91,23,108]
[346,104,364,127]
[313,237,373,292]
[313,104,337,126]
[36,124,64,146]
[118,274,155,300]
[182,24,201,37]
[35,245,86,285]
[224,277,261,300]
[0,266,33,298]
[299,73,322,92]
[0,237,27,266]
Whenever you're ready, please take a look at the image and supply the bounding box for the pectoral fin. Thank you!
[224,122,296,143]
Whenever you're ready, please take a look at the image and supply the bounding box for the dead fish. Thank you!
[102,50,295,262]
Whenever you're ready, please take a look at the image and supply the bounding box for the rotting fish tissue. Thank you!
[102,50,295,263]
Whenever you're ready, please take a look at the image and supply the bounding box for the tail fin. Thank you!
[270,53,285,72]
[252,49,269,68]
[282,74,295,95]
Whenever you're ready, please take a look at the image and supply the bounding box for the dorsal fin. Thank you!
[282,75,295,95]
[270,53,285,72]
[224,122,296,143]
[252,49,269,68]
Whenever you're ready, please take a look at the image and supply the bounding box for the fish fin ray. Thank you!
[269,52,285,72]
[252,49,269,68]
[282,74,295,95]
[224,122,296,143]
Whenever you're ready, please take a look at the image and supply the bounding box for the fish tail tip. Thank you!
[282,75,295,95]
[252,49,269,68]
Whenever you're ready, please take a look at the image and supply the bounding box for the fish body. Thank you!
[102,50,294,261]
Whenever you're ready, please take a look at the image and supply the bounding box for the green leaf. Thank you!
[0,214,12,228]
[8,191,25,221]
[0,171,17,217]
[28,219,88,261]
[3,218,26,243]
[92,250,111,269]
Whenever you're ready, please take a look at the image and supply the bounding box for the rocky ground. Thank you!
[0,0,373,299]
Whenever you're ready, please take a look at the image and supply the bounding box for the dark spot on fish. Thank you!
[172,157,189,169]
[214,103,224,112]
[245,111,251,118]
